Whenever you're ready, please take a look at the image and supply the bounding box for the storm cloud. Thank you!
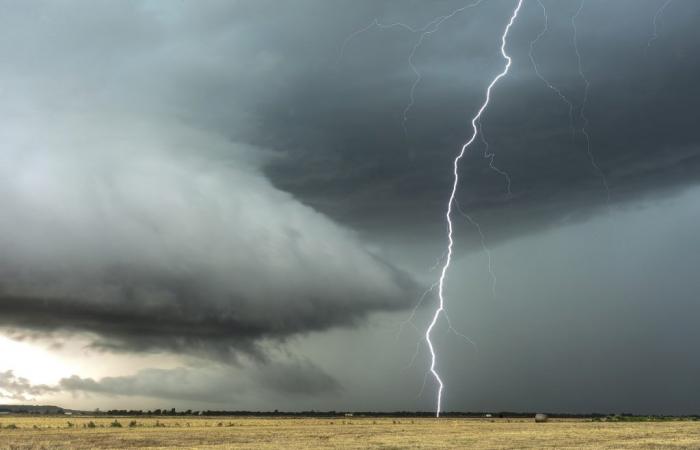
[6,0,699,247]
[0,112,416,356]
[1,0,699,413]
[253,0,700,241]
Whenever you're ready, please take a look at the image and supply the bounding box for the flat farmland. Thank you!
[1,416,700,449]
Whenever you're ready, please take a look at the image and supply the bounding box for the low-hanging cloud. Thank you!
[0,110,417,357]
[59,359,340,404]
[1,359,339,404]
[0,370,58,401]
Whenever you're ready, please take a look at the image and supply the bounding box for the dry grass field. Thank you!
[1,416,700,449]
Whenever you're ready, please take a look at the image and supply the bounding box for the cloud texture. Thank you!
[0,108,415,357]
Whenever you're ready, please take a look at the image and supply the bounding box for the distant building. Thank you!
[535,413,548,423]
[344,413,354,417]
[485,414,492,418]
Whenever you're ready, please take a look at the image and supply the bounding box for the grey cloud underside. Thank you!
[0,266,410,358]
[59,361,340,403]
[253,0,700,240]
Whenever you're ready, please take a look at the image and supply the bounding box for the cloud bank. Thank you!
[0,371,58,401]
[59,359,340,404]
[2,359,339,404]
[0,110,416,357]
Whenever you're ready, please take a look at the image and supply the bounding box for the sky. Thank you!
[0,0,699,415]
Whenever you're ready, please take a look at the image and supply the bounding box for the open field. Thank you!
[1,416,700,449]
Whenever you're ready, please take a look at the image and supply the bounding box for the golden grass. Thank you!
[1,416,699,449]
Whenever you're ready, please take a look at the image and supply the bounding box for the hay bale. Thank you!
[535,413,548,423]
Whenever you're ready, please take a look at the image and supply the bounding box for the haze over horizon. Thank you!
[1,0,699,416]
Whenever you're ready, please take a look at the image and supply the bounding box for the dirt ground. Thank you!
[1,416,700,449]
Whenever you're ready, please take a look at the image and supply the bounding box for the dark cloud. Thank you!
[59,359,339,403]
[2,0,696,246]
[256,359,340,396]
[248,0,700,241]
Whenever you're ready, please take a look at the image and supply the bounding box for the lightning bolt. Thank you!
[396,281,439,342]
[400,1,486,137]
[530,0,610,205]
[455,200,497,299]
[572,0,611,204]
[648,0,674,49]
[426,0,523,417]
[342,3,499,399]
[341,0,675,418]
[529,0,576,137]
[479,121,513,197]
[339,1,486,139]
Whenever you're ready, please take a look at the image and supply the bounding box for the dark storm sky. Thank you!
[0,0,699,414]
